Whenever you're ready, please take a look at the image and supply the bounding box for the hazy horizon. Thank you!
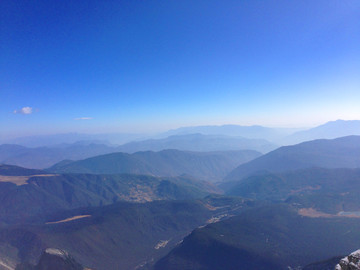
[0,119,344,141]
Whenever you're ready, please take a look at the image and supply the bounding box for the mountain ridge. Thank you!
[284,120,360,145]
[225,135,360,182]
[48,149,261,182]
[117,133,277,153]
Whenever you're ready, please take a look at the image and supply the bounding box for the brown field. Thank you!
[46,215,91,224]
[0,174,57,186]
[298,208,360,218]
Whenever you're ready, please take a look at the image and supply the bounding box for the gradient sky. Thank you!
[1,0,360,138]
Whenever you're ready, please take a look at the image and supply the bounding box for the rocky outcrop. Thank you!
[16,248,87,270]
[336,250,360,270]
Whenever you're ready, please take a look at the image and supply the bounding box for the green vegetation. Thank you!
[155,204,360,270]
[48,149,261,182]
[224,167,360,214]
[0,168,219,225]
[1,198,253,270]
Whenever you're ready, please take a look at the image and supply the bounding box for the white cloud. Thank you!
[14,107,33,114]
[74,117,93,120]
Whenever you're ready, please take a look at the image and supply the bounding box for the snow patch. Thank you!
[154,240,170,249]
[45,248,68,258]
[336,249,360,269]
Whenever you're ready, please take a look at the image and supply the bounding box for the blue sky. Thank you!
[1,0,360,138]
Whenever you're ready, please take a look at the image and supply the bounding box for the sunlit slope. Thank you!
[225,136,360,182]
[283,120,360,145]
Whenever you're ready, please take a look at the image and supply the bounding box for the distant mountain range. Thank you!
[159,120,360,146]
[3,120,360,149]
[0,134,269,169]
[161,124,300,142]
[283,120,360,145]
[1,132,146,147]
[117,133,277,153]
[0,143,120,169]
[224,136,360,182]
[48,149,261,182]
